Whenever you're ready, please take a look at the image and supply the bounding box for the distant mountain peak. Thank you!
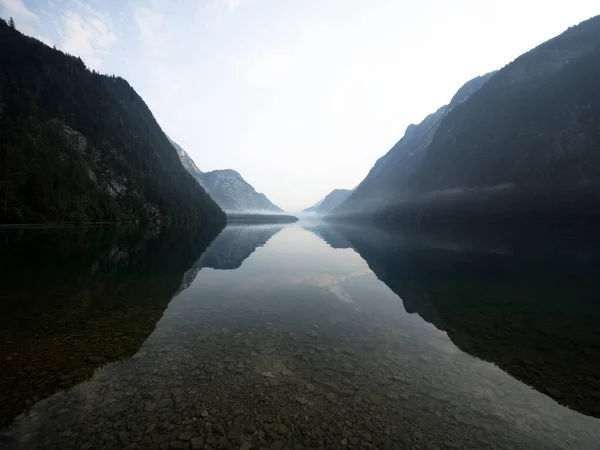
[169,138,283,213]
[303,189,353,214]
[210,168,241,177]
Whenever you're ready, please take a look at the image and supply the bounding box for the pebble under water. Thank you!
[1,222,600,450]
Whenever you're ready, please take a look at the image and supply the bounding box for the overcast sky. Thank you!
[1,0,598,212]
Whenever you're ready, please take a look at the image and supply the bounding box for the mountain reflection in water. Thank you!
[323,220,600,418]
[1,222,599,450]
[0,226,220,428]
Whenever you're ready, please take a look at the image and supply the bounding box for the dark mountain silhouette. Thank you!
[331,73,493,218]
[0,20,224,227]
[303,189,352,214]
[333,16,600,221]
[0,226,220,427]
[333,222,600,418]
[334,73,493,219]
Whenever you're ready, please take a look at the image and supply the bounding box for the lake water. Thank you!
[1,221,600,449]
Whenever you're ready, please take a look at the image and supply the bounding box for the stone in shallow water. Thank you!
[171,388,184,396]
[214,423,225,436]
[117,431,130,446]
[217,436,233,449]
[386,392,399,401]
[178,431,193,441]
[145,402,157,412]
[325,393,336,402]
[296,396,308,405]
[368,394,382,405]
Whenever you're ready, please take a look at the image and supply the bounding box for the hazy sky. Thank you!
[1,0,598,212]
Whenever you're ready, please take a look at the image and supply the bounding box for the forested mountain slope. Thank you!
[0,20,224,227]
[411,16,600,198]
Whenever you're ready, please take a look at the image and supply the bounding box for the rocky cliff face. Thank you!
[167,136,205,188]
[333,15,600,220]
[170,138,282,213]
[201,170,282,213]
[303,189,353,213]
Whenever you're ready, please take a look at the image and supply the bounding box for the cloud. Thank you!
[218,0,248,11]
[0,1,117,67]
[132,4,167,57]
[0,0,38,21]
[0,0,54,45]
[59,7,117,69]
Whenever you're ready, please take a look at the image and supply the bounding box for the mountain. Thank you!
[333,15,600,220]
[331,72,494,218]
[0,21,224,227]
[167,136,205,188]
[202,170,283,213]
[169,138,283,213]
[303,189,352,213]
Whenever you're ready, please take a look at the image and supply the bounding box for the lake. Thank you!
[1,221,600,449]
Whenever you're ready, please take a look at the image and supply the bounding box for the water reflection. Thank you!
[0,226,220,428]
[178,225,285,291]
[301,224,351,250]
[323,221,600,418]
[1,223,599,449]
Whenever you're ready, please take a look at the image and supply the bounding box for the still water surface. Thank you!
[1,222,599,449]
